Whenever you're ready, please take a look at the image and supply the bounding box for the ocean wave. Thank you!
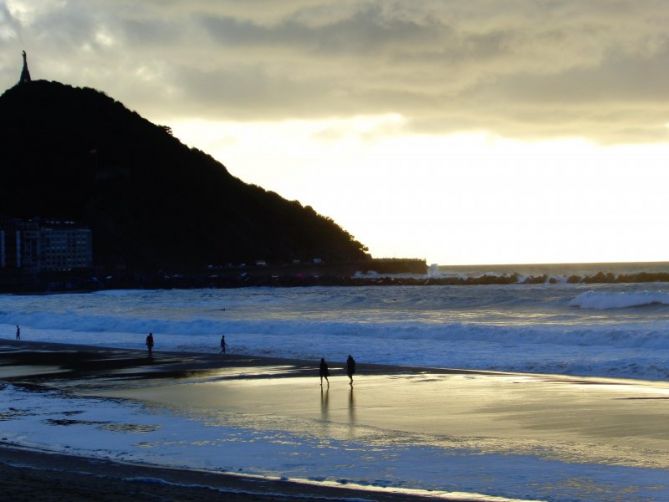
[2,308,669,349]
[3,286,669,380]
[569,291,669,310]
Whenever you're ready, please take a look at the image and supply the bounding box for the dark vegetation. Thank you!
[0,80,369,270]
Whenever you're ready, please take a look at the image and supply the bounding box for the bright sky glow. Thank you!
[173,117,669,264]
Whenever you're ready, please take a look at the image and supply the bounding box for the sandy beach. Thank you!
[0,340,513,501]
[1,339,669,501]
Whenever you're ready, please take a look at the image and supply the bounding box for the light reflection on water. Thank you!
[197,365,301,379]
[1,380,656,502]
[0,365,67,378]
[95,370,669,471]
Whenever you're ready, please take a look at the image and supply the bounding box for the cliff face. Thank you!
[0,81,369,269]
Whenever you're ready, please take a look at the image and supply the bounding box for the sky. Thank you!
[1,0,669,265]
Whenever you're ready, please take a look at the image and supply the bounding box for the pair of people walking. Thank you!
[319,355,356,386]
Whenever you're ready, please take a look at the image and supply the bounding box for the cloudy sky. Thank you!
[2,0,669,264]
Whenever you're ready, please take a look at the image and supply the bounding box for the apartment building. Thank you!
[0,218,92,273]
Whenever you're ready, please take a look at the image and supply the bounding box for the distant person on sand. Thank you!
[319,358,330,386]
[220,335,226,354]
[346,355,356,385]
[146,332,154,357]
[15,325,20,341]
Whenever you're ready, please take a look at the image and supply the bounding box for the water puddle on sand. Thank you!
[43,418,159,433]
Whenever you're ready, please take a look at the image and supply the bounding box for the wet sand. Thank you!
[2,339,669,499]
[0,340,502,501]
[0,444,463,501]
[80,360,669,470]
[104,370,669,469]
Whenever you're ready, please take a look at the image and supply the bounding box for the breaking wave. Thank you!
[569,291,669,310]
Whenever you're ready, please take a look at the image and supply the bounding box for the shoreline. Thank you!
[0,338,503,381]
[5,338,652,391]
[0,444,491,502]
[2,337,666,386]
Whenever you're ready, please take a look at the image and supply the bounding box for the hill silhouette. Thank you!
[0,80,370,270]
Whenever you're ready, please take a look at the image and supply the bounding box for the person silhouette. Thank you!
[15,325,20,341]
[220,335,226,354]
[146,332,154,357]
[346,354,356,385]
[319,358,330,386]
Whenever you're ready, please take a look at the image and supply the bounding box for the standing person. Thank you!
[220,335,226,354]
[146,332,154,357]
[319,358,330,386]
[346,354,356,385]
[15,325,20,341]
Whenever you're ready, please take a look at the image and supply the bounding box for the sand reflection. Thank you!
[348,386,355,425]
[320,386,329,420]
[91,371,669,470]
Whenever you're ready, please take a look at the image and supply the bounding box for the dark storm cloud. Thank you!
[3,0,669,142]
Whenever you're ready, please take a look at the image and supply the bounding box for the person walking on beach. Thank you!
[146,332,154,357]
[319,358,330,386]
[346,354,356,385]
[220,335,226,354]
[15,325,20,341]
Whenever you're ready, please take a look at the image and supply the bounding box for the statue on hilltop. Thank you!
[18,50,31,84]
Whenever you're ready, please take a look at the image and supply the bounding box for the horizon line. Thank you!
[431,260,669,268]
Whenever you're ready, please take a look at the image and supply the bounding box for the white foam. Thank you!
[570,291,669,310]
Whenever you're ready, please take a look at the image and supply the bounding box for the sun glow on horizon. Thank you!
[171,116,669,266]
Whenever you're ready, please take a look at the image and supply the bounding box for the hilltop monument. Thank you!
[18,51,31,84]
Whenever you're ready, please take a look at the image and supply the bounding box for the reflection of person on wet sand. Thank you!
[346,354,356,385]
[146,332,154,357]
[319,358,329,386]
[15,325,20,341]
[220,335,226,354]
[320,385,329,419]
[348,386,356,424]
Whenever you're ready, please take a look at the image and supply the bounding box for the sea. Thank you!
[2,261,669,380]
